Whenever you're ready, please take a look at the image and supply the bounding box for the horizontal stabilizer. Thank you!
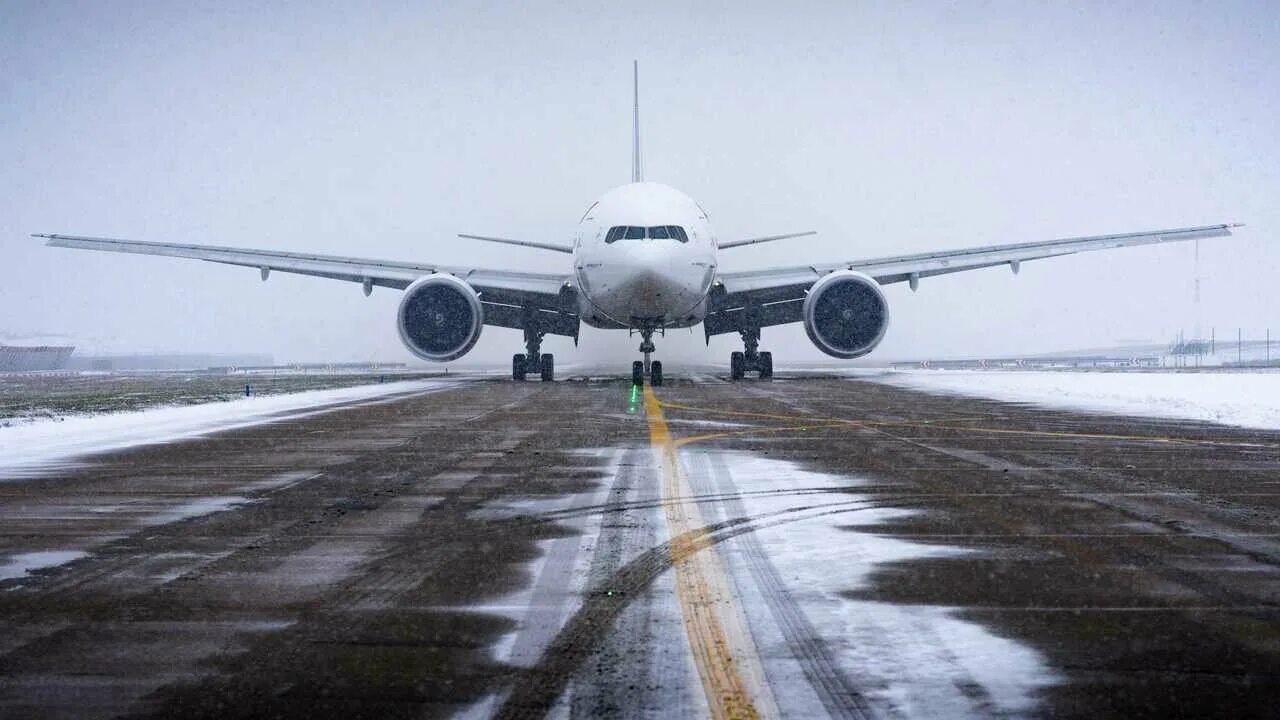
[458,234,573,254]
[717,231,817,250]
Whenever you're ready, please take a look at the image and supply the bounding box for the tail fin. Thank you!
[631,60,643,183]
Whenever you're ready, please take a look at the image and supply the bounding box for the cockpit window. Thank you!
[604,225,690,243]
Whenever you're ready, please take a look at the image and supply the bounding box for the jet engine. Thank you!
[397,274,484,361]
[802,270,889,359]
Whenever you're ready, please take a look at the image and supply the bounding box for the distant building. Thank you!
[0,345,75,372]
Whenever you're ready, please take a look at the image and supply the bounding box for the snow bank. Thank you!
[0,378,465,477]
[867,370,1280,430]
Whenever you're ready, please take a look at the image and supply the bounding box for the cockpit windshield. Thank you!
[604,226,689,243]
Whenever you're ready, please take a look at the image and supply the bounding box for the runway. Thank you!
[2,371,1278,719]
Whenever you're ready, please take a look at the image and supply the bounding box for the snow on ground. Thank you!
[864,369,1280,430]
[0,550,89,581]
[689,451,1058,717]
[143,496,252,526]
[0,378,466,478]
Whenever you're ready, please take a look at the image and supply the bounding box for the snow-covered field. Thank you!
[865,369,1280,430]
[0,378,465,477]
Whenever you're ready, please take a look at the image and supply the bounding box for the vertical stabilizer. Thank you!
[631,60,643,183]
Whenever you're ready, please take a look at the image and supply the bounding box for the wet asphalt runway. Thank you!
[1,370,1278,719]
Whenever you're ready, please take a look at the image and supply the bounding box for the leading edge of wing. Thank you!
[844,223,1240,272]
[35,233,569,289]
[717,222,1241,292]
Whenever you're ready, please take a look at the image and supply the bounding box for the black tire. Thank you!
[730,351,744,380]
[651,361,663,387]
[759,351,773,379]
[631,361,644,386]
[540,353,554,382]
[513,353,526,381]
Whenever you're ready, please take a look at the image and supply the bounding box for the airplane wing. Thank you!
[704,223,1240,337]
[37,233,579,337]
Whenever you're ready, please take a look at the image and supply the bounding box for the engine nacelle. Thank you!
[802,270,889,359]
[397,274,484,362]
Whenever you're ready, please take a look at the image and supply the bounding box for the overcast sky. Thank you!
[2,1,1276,366]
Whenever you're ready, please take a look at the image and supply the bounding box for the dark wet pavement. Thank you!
[1,370,1278,719]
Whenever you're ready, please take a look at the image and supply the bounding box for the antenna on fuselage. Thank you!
[631,60,643,183]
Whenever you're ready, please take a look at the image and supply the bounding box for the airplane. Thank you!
[38,62,1239,386]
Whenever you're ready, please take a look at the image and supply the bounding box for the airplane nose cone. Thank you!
[617,248,700,319]
[582,242,709,325]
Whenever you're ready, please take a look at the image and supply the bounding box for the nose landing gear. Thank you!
[631,327,664,386]
[729,326,772,380]
[512,327,554,381]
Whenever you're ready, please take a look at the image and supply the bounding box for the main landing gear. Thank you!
[630,328,664,387]
[729,326,772,380]
[512,327,554,381]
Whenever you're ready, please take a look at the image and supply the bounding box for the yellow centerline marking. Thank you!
[644,385,765,720]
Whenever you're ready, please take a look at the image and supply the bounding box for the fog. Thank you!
[2,2,1276,366]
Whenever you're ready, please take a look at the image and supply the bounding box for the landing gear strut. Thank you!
[512,327,554,381]
[631,327,663,386]
[729,326,772,380]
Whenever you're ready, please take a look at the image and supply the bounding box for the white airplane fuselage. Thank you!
[572,182,718,330]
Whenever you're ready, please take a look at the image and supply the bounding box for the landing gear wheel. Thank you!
[730,351,745,380]
[650,361,663,387]
[631,361,644,386]
[540,353,555,382]
[759,351,773,379]
[513,354,527,381]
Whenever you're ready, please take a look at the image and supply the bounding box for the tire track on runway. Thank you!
[726,378,1280,716]
[681,380,1029,717]
[566,447,664,720]
[698,450,877,720]
[494,493,891,719]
